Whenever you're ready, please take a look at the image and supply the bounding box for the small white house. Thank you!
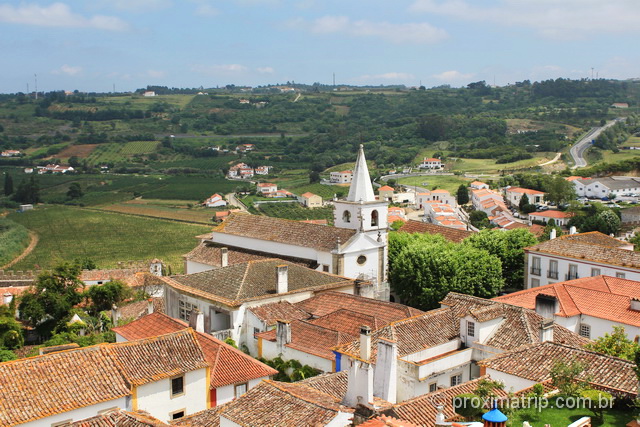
[528,210,573,226]
[330,170,352,184]
[418,157,443,169]
[204,193,227,208]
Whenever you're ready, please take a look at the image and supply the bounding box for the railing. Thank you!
[547,271,559,279]
[530,267,541,276]
[566,273,579,280]
[212,329,233,341]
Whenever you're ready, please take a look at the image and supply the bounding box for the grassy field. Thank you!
[6,206,209,273]
[0,218,30,267]
[448,154,554,174]
[508,404,629,426]
[99,199,214,223]
[396,175,473,193]
[599,150,640,164]
[100,94,195,109]
[256,203,333,222]
[289,183,347,199]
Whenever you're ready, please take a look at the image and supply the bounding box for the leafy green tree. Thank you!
[86,280,130,315]
[66,182,83,199]
[454,393,483,420]
[464,229,537,290]
[258,356,321,382]
[12,175,41,204]
[457,184,469,205]
[580,389,613,420]
[469,210,490,229]
[0,349,17,362]
[540,219,563,241]
[18,263,84,336]
[519,193,530,212]
[585,326,640,360]
[595,210,620,235]
[545,175,576,206]
[550,359,589,397]
[389,233,504,310]
[390,220,405,231]
[309,170,320,183]
[3,173,13,196]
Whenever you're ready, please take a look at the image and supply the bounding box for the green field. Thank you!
[6,206,209,272]
[85,141,160,164]
[100,94,196,109]
[448,154,554,174]
[255,203,333,222]
[0,218,30,267]
[99,199,215,223]
[396,175,473,193]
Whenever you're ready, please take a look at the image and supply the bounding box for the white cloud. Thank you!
[432,70,474,82]
[105,0,172,12]
[146,69,166,78]
[0,2,129,31]
[195,4,219,16]
[291,15,448,44]
[358,72,415,81]
[409,0,640,39]
[192,64,249,75]
[52,64,83,76]
[257,67,275,74]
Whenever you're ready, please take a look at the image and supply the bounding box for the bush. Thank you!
[454,393,483,419]
[580,389,613,419]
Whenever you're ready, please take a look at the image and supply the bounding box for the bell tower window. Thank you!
[343,211,351,223]
[371,210,378,227]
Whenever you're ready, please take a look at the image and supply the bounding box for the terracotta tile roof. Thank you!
[259,319,354,360]
[525,233,640,268]
[431,189,450,194]
[294,291,424,324]
[117,297,165,321]
[249,300,310,326]
[398,220,474,243]
[565,176,585,181]
[300,219,328,225]
[378,185,394,192]
[71,409,170,426]
[183,241,280,267]
[80,268,145,282]
[218,380,354,427]
[386,376,509,426]
[471,181,487,186]
[480,341,638,397]
[529,224,545,237]
[171,405,227,427]
[104,329,208,387]
[559,231,631,248]
[163,259,356,306]
[298,371,348,400]
[300,191,318,198]
[359,415,420,427]
[310,308,379,336]
[528,210,574,219]
[211,212,355,252]
[494,275,640,326]
[113,313,277,388]
[506,187,545,195]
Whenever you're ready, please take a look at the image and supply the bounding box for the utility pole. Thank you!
[333,73,335,87]
[591,68,594,79]
[34,74,38,100]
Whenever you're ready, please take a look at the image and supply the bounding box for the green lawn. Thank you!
[7,206,209,273]
[508,404,630,426]
[0,218,30,267]
[448,154,553,174]
[256,203,333,222]
[396,175,473,193]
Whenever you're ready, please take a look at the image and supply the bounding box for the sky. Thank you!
[1,0,640,93]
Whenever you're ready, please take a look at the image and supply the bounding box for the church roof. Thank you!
[211,212,355,252]
[347,144,376,203]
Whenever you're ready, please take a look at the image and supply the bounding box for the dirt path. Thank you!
[539,152,562,166]
[2,231,38,269]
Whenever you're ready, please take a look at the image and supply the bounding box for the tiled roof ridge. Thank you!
[524,240,640,267]
[267,380,344,410]
[388,306,450,327]
[558,231,628,245]
[300,291,422,317]
[0,336,105,364]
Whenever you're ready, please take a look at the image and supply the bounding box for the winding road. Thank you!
[570,120,619,169]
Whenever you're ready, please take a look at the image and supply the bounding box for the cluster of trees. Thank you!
[389,228,537,309]
[567,202,621,235]
[500,173,577,206]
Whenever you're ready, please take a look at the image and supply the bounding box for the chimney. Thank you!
[539,318,554,342]
[147,298,154,315]
[3,294,12,306]
[276,265,288,294]
[435,405,446,425]
[549,228,557,240]
[373,338,397,404]
[189,308,205,333]
[221,247,228,268]
[569,226,577,235]
[111,304,120,325]
[631,298,640,312]
[276,320,291,348]
[360,325,371,361]
[535,294,557,318]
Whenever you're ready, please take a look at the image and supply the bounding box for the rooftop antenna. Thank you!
[333,72,336,86]
[591,67,594,79]
[26,83,29,95]
[34,74,38,100]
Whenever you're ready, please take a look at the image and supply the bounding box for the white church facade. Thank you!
[184,144,390,299]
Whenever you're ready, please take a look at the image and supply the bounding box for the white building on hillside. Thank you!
[571,176,640,198]
[417,157,443,169]
[330,170,353,184]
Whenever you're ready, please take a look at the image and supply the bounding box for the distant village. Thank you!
[2,147,640,427]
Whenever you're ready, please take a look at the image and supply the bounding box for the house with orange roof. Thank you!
[417,157,443,169]
[113,312,277,407]
[203,193,227,208]
[504,187,544,207]
[256,182,277,195]
[528,210,574,226]
[378,185,395,201]
[494,275,640,340]
[470,181,489,190]
[298,191,323,208]
[330,170,352,184]
[524,231,640,289]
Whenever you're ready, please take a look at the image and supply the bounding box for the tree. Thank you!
[3,173,13,196]
[457,184,469,205]
[0,349,16,362]
[463,229,537,290]
[18,263,84,336]
[309,170,320,184]
[12,175,41,204]
[86,280,130,315]
[585,326,640,360]
[66,182,84,199]
[540,219,563,241]
[545,175,576,206]
[389,233,504,310]
[595,209,620,235]
[580,389,613,420]
[519,193,530,212]
[550,359,589,397]
[390,220,405,231]
[469,210,490,229]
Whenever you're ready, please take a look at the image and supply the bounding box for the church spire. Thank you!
[347,144,376,202]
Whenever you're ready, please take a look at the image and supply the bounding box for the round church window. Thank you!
[357,255,367,265]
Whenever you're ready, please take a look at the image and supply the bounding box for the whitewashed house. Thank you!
[256,183,278,195]
[505,187,544,207]
[417,157,443,169]
[298,192,323,208]
[204,193,227,208]
[330,170,352,184]
[523,231,640,288]
[571,176,640,198]
[528,210,573,226]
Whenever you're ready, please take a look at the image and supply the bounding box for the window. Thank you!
[617,272,626,279]
[371,210,379,227]
[171,375,184,397]
[566,264,578,281]
[253,327,261,339]
[342,211,351,223]
[591,268,601,277]
[170,410,185,420]
[357,255,367,265]
[466,320,475,337]
[579,324,591,339]
[235,383,248,399]
[178,299,195,322]
[548,260,558,279]
[531,278,540,288]
[450,374,462,387]
[322,264,329,272]
[429,382,438,393]
[530,257,541,276]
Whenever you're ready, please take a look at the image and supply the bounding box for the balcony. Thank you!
[211,329,233,341]
[547,271,559,279]
[565,273,579,281]
[530,267,541,276]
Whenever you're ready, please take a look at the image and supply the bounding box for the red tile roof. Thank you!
[494,275,640,326]
[360,415,420,427]
[378,185,394,192]
[506,187,545,195]
[398,220,474,243]
[70,409,170,426]
[113,313,277,388]
[249,301,310,327]
[528,210,574,219]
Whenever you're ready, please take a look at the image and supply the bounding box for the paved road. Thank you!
[570,120,618,169]
[226,192,249,212]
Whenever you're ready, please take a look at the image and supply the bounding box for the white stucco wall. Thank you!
[260,338,334,372]
[486,368,536,394]
[402,340,460,364]
[186,260,216,274]
[18,397,128,427]
[216,384,235,406]
[135,369,208,422]
[576,315,640,340]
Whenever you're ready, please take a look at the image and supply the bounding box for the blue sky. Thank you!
[1,0,639,93]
